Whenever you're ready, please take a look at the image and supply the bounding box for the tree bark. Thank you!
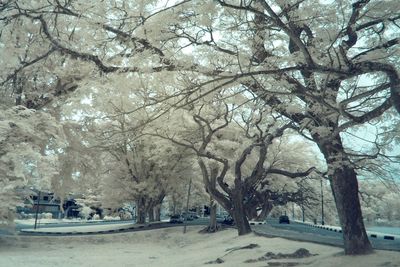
[171,196,177,215]
[255,201,273,221]
[148,209,155,222]
[208,198,218,232]
[154,205,161,221]
[231,189,252,236]
[319,138,373,255]
[330,164,372,254]
[136,198,146,224]
[246,203,259,220]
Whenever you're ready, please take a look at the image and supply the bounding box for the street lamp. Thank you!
[320,179,325,225]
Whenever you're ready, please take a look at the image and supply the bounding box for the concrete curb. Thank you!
[300,221,396,240]
[30,219,132,226]
[19,222,167,236]
[249,221,267,226]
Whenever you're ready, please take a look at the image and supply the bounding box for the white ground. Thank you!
[1,226,399,267]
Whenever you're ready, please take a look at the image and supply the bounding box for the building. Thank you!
[17,188,61,218]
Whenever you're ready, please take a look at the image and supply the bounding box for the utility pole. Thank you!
[34,191,41,230]
[320,179,325,225]
[183,178,192,234]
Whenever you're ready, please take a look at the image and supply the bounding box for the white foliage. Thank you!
[79,206,94,220]
[0,106,65,224]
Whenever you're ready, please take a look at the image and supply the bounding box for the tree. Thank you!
[0,105,65,224]
[162,0,400,254]
[2,0,399,255]
[156,98,319,235]
[63,87,196,223]
[360,179,400,225]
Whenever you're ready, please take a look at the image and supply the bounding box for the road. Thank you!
[253,219,400,251]
[3,218,399,251]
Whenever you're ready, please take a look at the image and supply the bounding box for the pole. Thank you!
[34,191,41,230]
[320,179,325,225]
[292,202,295,220]
[183,177,192,234]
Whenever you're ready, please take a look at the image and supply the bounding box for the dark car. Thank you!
[169,214,184,223]
[222,216,235,225]
[279,215,290,224]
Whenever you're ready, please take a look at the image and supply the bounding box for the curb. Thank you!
[30,219,133,226]
[19,222,166,236]
[249,221,267,226]
[300,222,396,240]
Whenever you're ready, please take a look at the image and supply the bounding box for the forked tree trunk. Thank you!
[231,190,251,236]
[320,137,372,255]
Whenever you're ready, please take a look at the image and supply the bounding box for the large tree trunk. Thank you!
[231,190,251,236]
[330,164,372,254]
[320,137,372,255]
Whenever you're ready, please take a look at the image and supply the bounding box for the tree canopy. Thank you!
[1,0,399,255]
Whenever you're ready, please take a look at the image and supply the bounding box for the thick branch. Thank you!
[267,167,316,178]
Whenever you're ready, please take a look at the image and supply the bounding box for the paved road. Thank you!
[8,218,210,236]
[3,217,399,251]
[15,218,210,230]
[253,219,400,251]
[16,219,137,229]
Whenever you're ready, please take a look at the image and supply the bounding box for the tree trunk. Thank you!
[208,198,218,232]
[231,190,252,236]
[246,205,259,220]
[172,197,177,215]
[154,205,161,221]
[255,201,273,221]
[319,137,373,255]
[330,164,372,254]
[136,198,146,224]
[148,209,155,222]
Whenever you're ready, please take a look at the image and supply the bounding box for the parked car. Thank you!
[216,214,225,223]
[169,214,184,223]
[222,215,235,225]
[279,215,290,224]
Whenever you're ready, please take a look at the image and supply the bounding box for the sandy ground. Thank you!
[0,226,399,267]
